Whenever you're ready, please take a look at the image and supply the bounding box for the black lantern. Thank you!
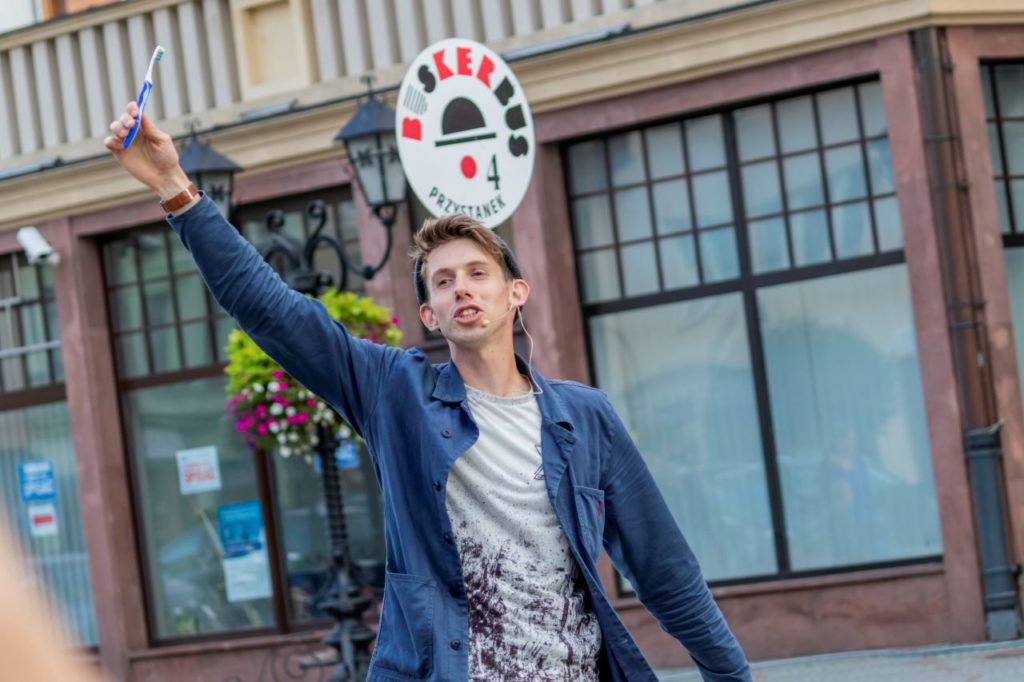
[334,77,406,228]
[179,125,241,220]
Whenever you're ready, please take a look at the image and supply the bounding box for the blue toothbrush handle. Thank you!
[123,80,153,149]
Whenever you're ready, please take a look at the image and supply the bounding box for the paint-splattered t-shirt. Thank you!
[445,383,602,681]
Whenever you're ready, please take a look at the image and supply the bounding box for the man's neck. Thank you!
[450,342,530,397]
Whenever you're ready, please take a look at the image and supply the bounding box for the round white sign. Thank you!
[396,38,535,229]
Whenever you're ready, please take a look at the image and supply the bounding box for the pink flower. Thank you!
[255,404,267,416]
[306,398,316,407]
[256,423,268,435]
[272,370,284,379]
[390,316,400,325]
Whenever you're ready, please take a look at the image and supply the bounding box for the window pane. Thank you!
[758,265,941,569]
[1006,249,1024,403]
[735,104,775,162]
[26,351,49,387]
[981,66,996,119]
[858,81,888,137]
[116,332,148,378]
[866,139,895,195]
[1012,180,1024,233]
[150,327,181,374]
[589,295,776,580]
[122,377,276,639]
[0,402,99,645]
[989,123,1004,176]
[138,233,169,280]
[791,210,831,267]
[104,241,137,285]
[783,152,825,210]
[685,115,726,171]
[571,196,615,249]
[215,316,235,363]
[175,274,207,321]
[749,217,789,274]
[818,87,859,145]
[578,249,620,304]
[995,181,1012,234]
[825,144,868,202]
[19,303,46,345]
[1004,122,1024,175]
[874,196,903,251]
[741,161,782,218]
[110,287,143,331]
[2,355,25,391]
[692,171,733,228]
[19,262,39,299]
[645,124,685,179]
[169,234,194,274]
[144,280,175,326]
[659,235,699,290]
[182,321,213,368]
[652,179,692,234]
[621,242,659,297]
[51,349,65,383]
[994,64,1024,118]
[832,201,873,259]
[613,187,653,242]
[609,131,646,187]
[699,228,739,283]
[777,95,816,153]
[567,140,608,194]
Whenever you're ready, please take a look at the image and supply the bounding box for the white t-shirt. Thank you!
[445,383,602,681]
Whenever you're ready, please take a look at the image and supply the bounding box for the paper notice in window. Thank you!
[176,446,222,496]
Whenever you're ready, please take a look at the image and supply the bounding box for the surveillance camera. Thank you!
[16,226,60,266]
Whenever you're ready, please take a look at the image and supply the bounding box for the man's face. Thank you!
[417,238,527,349]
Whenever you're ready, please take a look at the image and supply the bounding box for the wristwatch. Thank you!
[160,183,199,212]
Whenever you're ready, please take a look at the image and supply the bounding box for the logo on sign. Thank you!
[18,460,56,503]
[396,38,535,229]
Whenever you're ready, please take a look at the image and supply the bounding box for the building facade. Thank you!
[0,0,1022,678]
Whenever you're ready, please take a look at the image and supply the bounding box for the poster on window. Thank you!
[217,500,272,603]
[18,460,57,502]
[176,445,222,496]
[27,502,58,538]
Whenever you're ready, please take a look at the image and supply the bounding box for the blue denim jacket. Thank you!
[169,197,751,682]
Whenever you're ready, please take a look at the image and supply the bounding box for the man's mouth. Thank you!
[454,307,482,322]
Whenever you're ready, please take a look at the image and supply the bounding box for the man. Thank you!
[105,102,752,681]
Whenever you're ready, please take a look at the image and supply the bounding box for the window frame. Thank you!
[564,76,943,591]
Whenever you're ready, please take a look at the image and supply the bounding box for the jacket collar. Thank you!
[431,354,575,433]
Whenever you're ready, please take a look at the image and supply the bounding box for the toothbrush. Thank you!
[123,46,166,149]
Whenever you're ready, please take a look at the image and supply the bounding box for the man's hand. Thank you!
[104,101,191,201]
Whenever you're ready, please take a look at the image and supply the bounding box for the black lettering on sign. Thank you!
[494,77,515,107]
[509,135,529,157]
[505,105,525,131]
[418,65,436,93]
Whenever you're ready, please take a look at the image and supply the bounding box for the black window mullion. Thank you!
[989,64,1019,235]
[33,259,56,384]
[679,122,707,284]
[161,231,188,370]
[132,237,155,375]
[810,93,839,260]
[638,130,666,292]
[722,111,792,574]
[769,101,796,269]
[852,85,882,253]
[601,140,628,298]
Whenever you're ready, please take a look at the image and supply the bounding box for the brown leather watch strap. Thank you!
[159,183,199,212]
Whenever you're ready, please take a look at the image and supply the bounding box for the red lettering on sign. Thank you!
[457,46,472,76]
[401,117,422,140]
[32,514,54,524]
[433,49,453,80]
[476,55,494,87]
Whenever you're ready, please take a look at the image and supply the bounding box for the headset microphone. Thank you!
[480,298,516,328]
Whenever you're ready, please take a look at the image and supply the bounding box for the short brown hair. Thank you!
[411,213,522,304]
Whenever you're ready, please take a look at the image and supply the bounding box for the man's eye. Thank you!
[436,279,450,288]
[472,270,487,278]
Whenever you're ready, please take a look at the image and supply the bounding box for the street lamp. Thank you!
[178,123,241,220]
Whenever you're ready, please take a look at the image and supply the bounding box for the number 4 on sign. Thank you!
[487,155,500,191]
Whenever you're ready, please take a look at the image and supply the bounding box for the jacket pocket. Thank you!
[372,571,436,679]
[574,485,606,561]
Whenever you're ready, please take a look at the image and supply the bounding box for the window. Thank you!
[567,80,941,583]
[106,187,384,641]
[0,253,98,646]
[983,63,1024,404]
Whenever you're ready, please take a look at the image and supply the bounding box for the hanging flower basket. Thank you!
[224,289,402,458]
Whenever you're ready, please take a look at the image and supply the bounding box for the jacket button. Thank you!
[433,480,442,491]
[449,640,461,650]
[443,533,453,545]
[441,428,452,438]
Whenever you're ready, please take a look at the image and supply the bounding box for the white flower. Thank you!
[298,390,308,399]
[280,446,291,457]
[338,425,352,439]
[288,432,299,442]
[252,383,264,392]
[269,421,281,433]
[310,435,319,446]
[268,381,280,392]
[277,433,287,444]
[270,402,283,415]
[285,406,296,417]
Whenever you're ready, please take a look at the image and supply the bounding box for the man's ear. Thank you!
[419,302,438,331]
[511,278,530,309]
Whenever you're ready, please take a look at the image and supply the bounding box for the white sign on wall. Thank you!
[27,503,58,538]
[176,446,222,496]
[396,38,536,229]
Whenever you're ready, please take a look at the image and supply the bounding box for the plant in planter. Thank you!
[224,289,402,458]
